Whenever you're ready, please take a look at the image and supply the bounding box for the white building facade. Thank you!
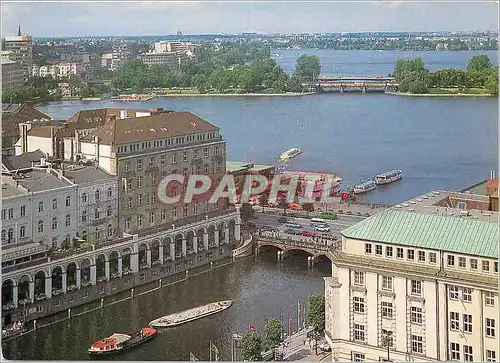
[325,203,499,362]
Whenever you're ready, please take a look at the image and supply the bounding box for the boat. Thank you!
[278,148,302,162]
[88,327,157,357]
[149,300,232,328]
[352,180,377,194]
[374,169,403,185]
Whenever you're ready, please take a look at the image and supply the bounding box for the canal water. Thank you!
[2,251,331,360]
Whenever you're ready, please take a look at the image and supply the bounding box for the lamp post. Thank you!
[383,331,393,361]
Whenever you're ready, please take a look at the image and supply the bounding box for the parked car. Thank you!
[289,203,300,211]
[319,343,331,352]
[301,231,314,237]
[277,217,288,223]
[321,212,337,220]
[284,228,301,235]
[315,226,330,232]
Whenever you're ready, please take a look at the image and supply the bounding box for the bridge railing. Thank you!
[258,234,339,252]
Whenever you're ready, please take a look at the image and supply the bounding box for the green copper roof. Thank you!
[342,210,499,258]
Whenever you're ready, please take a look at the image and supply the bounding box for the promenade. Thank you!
[277,328,330,361]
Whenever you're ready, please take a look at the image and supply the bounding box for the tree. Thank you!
[302,203,315,217]
[393,58,428,84]
[263,318,283,351]
[258,193,269,212]
[308,293,325,355]
[295,55,321,81]
[485,68,499,96]
[241,331,263,361]
[239,68,259,93]
[277,195,289,216]
[466,55,493,72]
[240,202,255,225]
[408,80,428,94]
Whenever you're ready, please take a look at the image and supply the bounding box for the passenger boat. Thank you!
[375,169,403,185]
[149,300,232,328]
[88,327,157,357]
[278,148,302,162]
[353,180,377,194]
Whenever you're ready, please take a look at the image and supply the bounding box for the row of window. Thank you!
[352,349,496,362]
[36,215,72,233]
[3,196,73,219]
[123,201,218,230]
[364,242,498,273]
[78,224,114,243]
[122,146,220,172]
[81,206,113,223]
[353,271,423,296]
[448,285,496,306]
[81,188,113,203]
[116,133,219,154]
[353,296,423,324]
[1,226,27,242]
[449,312,473,333]
[352,326,425,354]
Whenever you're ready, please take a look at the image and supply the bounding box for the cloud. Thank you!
[1,1,498,37]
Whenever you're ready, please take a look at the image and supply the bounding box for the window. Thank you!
[1,210,5,220]
[429,252,437,263]
[463,314,472,333]
[183,204,188,217]
[365,243,372,254]
[95,189,100,201]
[407,249,415,260]
[172,154,177,164]
[20,226,26,238]
[381,302,393,318]
[385,246,393,257]
[7,208,13,219]
[353,296,365,313]
[352,353,365,362]
[485,291,495,306]
[107,205,112,217]
[137,194,143,206]
[354,271,365,286]
[396,247,404,258]
[82,211,87,222]
[107,224,113,237]
[52,217,58,230]
[450,312,459,331]
[38,201,44,212]
[149,157,155,167]
[183,152,188,162]
[95,227,100,241]
[470,258,478,270]
[20,205,26,217]
[65,214,71,226]
[149,211,154,225]
[128,197,133,209]
[137,214,143,228]
[172,207,178,220]
[462,287,472,302]
[204,148,209,158]
[450,342,460,360]
[161,209,167,221]
[193,202,199,215]
[495,262,498,273]
[94,208,100,219]
[204,164,209,174]
[161,154,166,165]
[449,286,459,300]
[411,335,423,354]
[411,280,422,295]
[125,217,131,230]
[417,251,425,262]
[375,244,382,255]
[52,198,58,210]
[127,179,133,192]
[458,257,466,268]
[37,220,44,233]
[7,229,13,242]
[1,229,5,241]
[52,237,58,248]
[66,196,71,207]
[172,187,178,198]
[137,159,143,170]
[447,255,455,266]
[137,176,143,188]
[125,161,130,172]
[483,260,490,272]
[486,318,496,337]
[214,146,219,156]
[411,306,423,324]
[486,350,496,362]
[382,276,393,291]
[353,324,365,342]
[107,188,112,198]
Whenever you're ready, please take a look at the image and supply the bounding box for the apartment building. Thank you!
[32,62,85,79]
[3,27,33,82]
[325,190,499,362]
[1,58,24,91]
[111,41,131,71]
[140,41,195,70]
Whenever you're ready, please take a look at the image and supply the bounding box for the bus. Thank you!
[310,218,326,223]
[285,222,302,229]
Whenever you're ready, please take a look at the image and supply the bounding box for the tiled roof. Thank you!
[2,149,46,170]
[342,209,499,258]
[83,111,219,145]
[1,103,52,137]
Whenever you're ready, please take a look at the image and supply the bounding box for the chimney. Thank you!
[120,110,128,119]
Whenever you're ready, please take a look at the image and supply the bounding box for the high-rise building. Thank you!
[111,40,131,71]
[3,25,33,82]
[325,190,498,362]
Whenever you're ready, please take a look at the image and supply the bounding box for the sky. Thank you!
[1,1,499,37]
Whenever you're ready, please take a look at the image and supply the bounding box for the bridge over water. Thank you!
[303,75,399,93]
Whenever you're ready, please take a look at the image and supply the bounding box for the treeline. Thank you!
[111,44,321,94]
[393,55,498,95]
[2,76,63,103]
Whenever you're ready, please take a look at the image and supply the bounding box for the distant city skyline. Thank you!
[2,1,499,37]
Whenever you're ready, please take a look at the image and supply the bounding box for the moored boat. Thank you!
[375,169,403,185]
[88,327,157,357]
[353,180,377,194]
[278,148,302,162]
[149,300,232,328]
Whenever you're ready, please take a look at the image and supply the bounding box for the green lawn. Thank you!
[428,87,491,95]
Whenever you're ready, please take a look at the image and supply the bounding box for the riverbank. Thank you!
[386,91,493,97]
[158,92,315,97]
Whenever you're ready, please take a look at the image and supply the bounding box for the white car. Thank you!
[319,343,331,352]
[315,226,330,232]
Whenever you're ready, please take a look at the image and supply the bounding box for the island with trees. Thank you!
[391,54,498,96]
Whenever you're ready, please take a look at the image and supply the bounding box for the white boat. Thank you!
[375,170,402,185]
[279,148,302,162]
[353,180,377,194]
[149,300,232,328]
